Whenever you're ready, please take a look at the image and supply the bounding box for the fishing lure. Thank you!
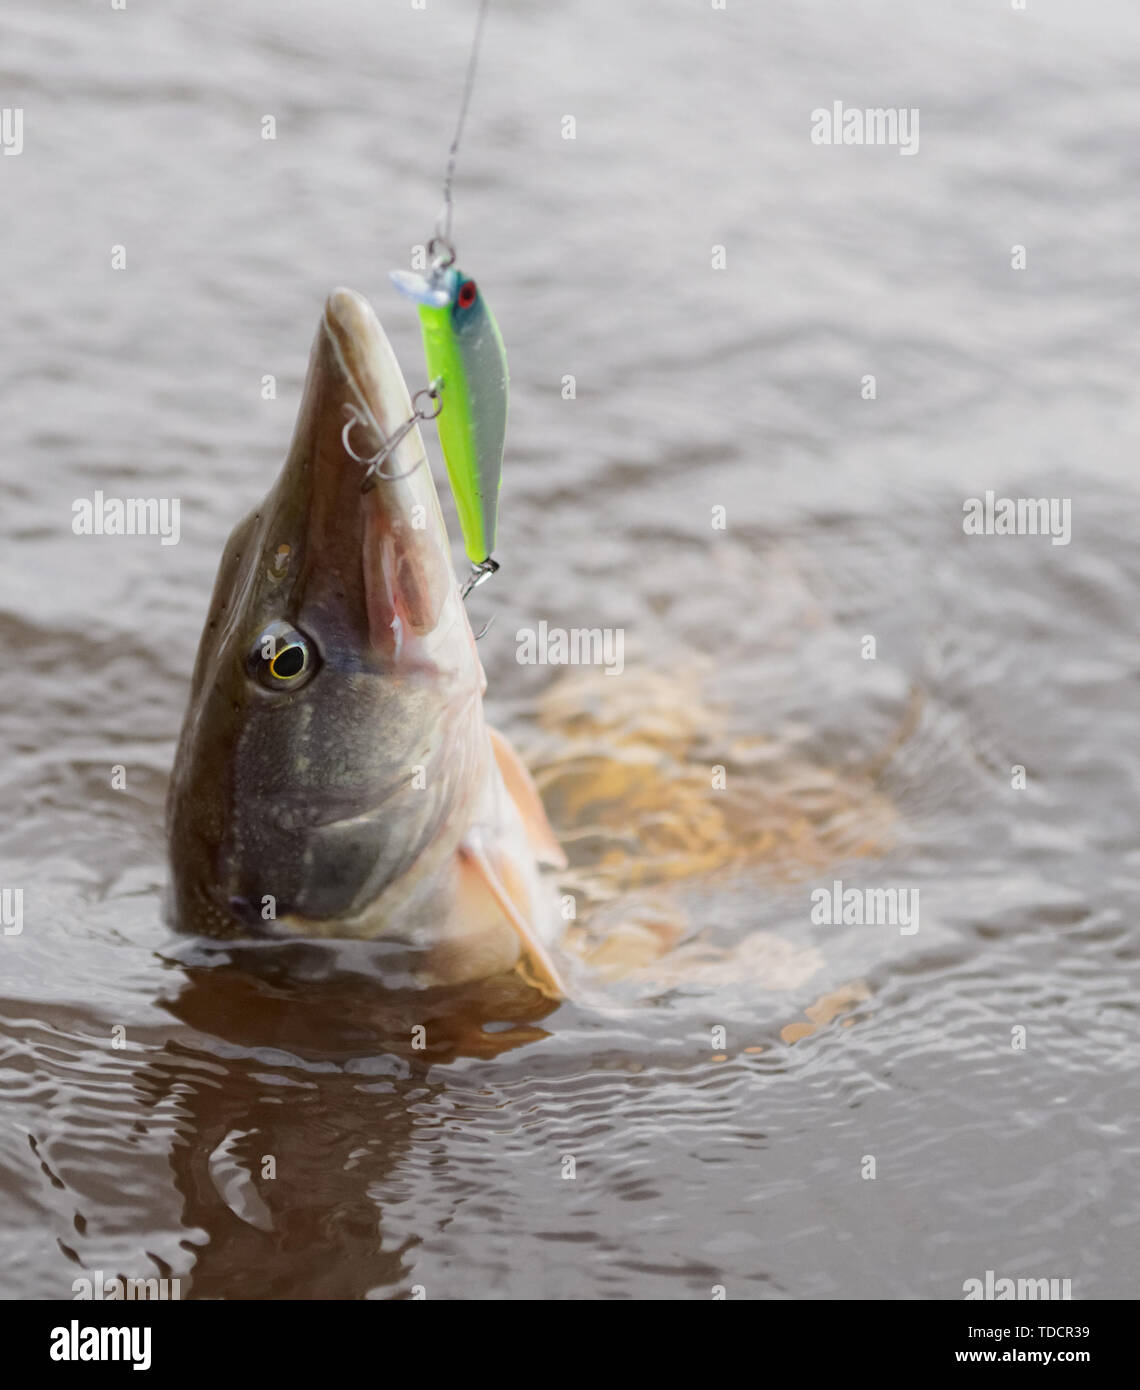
[385,0,504,594]
[390,245,507,578]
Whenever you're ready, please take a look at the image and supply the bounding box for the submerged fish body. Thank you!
[166,289,565,995]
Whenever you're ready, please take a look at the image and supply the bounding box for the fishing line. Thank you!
[433,0,492,261]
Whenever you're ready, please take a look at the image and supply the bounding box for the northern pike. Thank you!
[166,289,567,997]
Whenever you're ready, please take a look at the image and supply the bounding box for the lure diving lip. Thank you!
[390,263,508,568]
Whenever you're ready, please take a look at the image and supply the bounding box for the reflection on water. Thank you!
[153,950,557,1299]
[2,0,1139,1298]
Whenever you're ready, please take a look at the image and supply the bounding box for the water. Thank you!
[2,0,1138,1299]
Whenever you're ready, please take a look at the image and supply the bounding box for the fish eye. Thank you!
[249,621,318,691]
[271,644,305,679]
[456,279,477,309]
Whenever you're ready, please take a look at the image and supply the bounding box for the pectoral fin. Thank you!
[458,833,567,1000]
[489,726,568,870]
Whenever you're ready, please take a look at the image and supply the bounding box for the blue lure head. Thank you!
[390,267,456,309]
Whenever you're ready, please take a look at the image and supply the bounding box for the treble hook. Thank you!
[341,382,443,491]
[461,557,498,640]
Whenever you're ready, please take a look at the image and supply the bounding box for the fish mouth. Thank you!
[284,288,461,661]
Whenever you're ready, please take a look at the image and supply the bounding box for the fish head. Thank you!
[167,288,490,938]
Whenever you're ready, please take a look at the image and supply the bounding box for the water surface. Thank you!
[1,0,1138,1299]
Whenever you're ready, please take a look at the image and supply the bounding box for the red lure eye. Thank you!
[457,279,477,309]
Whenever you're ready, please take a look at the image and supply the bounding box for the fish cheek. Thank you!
[225,682,419,922]
[222,773,391,924]
[287,820,395,921]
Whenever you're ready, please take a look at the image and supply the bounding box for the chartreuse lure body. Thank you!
[391,263,507,569]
